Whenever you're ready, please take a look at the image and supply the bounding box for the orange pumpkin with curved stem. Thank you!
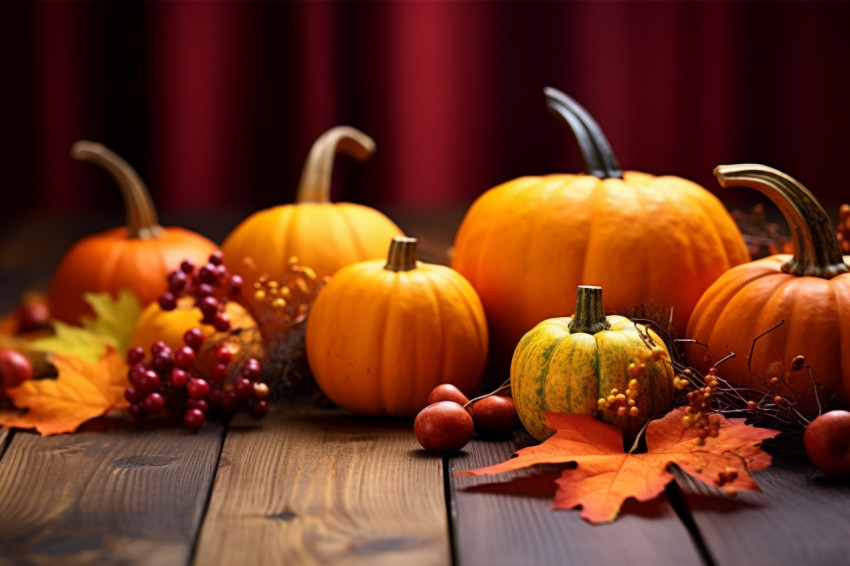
[47,142,218,324]
[221,126,404,288]
[685,164,850,407]
[452,88,749,367]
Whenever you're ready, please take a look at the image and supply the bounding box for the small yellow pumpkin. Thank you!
[305,237,488,417]
[511,285,675,442]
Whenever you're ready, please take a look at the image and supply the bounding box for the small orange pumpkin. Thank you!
[47,142,218,324]
[452,88,750,366]
[305,237,488,417]
[686,164,850,407]
[221,126,404,288]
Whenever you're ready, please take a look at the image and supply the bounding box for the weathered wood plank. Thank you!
[676,459,850,566]
[450,431,707,566]
[194,400,449,566]
[0,419,225,566]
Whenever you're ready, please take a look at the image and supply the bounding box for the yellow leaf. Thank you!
[30,289,142,362]
[0,349,129,436]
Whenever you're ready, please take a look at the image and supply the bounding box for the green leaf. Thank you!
[30,321,110,363]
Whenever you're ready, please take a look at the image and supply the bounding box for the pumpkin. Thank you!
[221,126,404,289]
[511,285,675,442]
[452,88,750,368]
[47,141,218,324]
[305,237,488,417]
[685,164,850,407]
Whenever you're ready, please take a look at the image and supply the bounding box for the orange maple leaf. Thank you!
[0,348,129,436]
[457,408,779,524]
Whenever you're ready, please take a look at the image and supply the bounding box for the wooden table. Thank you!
[1,210,849,566]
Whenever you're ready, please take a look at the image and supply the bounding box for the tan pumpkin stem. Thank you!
[71,141,162,239]
[296,126,376,204]
[384,237,418,272]
[569,286,611,334]
[714,164,849,278]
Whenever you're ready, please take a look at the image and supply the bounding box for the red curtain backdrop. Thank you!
[2,1,849,222]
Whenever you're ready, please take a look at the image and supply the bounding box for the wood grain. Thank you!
[0,419,225,566]
[450,430,706,566]
[194,400,449,566]
[675,460,850,565]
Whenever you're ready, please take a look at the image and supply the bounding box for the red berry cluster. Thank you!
[157,251,243,332]
[124,327,269,431]
[838,204,850,253]
[413,383,518,453]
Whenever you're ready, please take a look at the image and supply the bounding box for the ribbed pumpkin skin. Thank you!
[685,254,850,407]
[221,203,402,284]
[48,227,218,324]
[305,258,488,417]
[453,172,750,357]
[511,315,675,441]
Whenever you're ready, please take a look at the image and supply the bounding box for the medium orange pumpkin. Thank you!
[685,164,850,407]
[305,237,488,417]
[452,88,750,366]
[221,126,404,288]
[47,142,218,324]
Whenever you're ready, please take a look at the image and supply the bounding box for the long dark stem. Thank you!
[544,87,623,179]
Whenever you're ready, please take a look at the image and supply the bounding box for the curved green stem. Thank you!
[71,141,162,239]
[384,237,418,272]
[296,126,376,203]
[714,164,848,278]
[568,286,612,334]
[544,87,623,180]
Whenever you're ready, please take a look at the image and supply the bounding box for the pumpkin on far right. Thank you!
[685,164,850,408]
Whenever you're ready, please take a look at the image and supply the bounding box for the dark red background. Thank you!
[2,1,849,224]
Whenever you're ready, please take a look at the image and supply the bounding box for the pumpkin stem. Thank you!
[568,286,612,334]
[714,164,849,278]
[296,126,376,204]
[384,237,418,272]
[71,141,162,239]
[544,87,623,180]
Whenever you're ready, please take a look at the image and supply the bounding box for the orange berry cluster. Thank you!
[680,367,721,445]
[598,375,640,418]
[251,256,322,324]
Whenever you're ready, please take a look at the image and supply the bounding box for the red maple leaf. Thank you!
[457,408,779,524]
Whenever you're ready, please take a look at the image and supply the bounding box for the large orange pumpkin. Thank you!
[452,88,750,368]
[221,126,404,287]
[47,142,218,324]
[305,237,488,417]
[685,164,850,407]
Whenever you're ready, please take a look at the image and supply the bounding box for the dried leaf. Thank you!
[30,289,142,362]
[458,408,779,524]
[0,349,129,436]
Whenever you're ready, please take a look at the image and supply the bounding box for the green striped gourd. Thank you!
[511,285,675,442]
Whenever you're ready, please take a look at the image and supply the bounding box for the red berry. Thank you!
[183,328,204,351]
[0,348,34,393]
[213,312,231,332]
[220,390,238,412]
[187,378,210,399]
[14,301,50,334]
[129,403,147,419]
[413,401,474,453]
[170,368,190,388]
[227,275,243,296]
[158,293,177,311]
[137,370,161,393]
[124,386,143,404]
[427,383,470,407]
[186,398,209,415]
[198,296,219,318]
[209,362,229,383]
[214,345,233,364]
[183,408,206,431]
[180,259,195,274]
[198,264,218,284]
[233,377,253,398]
[208,251,224,266]
[151,340,168,356]
[251,400,269,419]
[195,283,214,298]
[142,392,165,414]
[168,270,188,293]
[241,358,262,381]
[174,346,196,369]
[129,363,148,387]
[151,351,174,374]
[126,346,146,365]
[468,395,518,439]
